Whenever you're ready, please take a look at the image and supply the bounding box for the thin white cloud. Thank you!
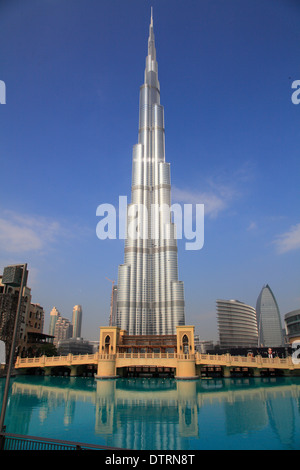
[0,210,63,253]
[273,223,300,254]
[171,161,254,220]
[172,185,233,218]
[247,221,257,231]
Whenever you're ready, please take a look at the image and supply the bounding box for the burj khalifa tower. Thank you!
[116,9,185,336]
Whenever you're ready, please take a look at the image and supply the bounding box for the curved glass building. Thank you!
[116,11,185,335]
[217,299,258,349]
[284,309,300,343]
[256,284,284,347]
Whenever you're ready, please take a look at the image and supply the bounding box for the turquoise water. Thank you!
[1,375,300,450]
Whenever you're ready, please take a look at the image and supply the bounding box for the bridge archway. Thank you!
[50,366,71,376]
[182,335,189,354]
[104,335,111,354]
[118,365,175,378]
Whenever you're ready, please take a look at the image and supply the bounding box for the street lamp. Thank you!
[0,263,28,438]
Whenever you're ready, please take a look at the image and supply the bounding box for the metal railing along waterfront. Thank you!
[0,431,122,451]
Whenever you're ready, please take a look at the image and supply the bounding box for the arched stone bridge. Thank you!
[14,326,300,379]
[15,351,300,379]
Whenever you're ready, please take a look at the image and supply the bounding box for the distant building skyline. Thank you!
[53,315,73,345]
[49,306,60,337]
[57,337,93,356]
[49,304,83,345]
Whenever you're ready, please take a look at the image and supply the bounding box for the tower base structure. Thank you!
[95,325,198,380]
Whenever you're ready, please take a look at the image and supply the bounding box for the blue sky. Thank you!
[0,0,299,341]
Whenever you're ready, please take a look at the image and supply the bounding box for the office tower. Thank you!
[217,299,258,349]
[256,284,284,347]
[57,338,93,356]
[72,305,82,338]
[53,316,73,346]
[110,285,118,326]
[284,309,300,344]
[49,307,60,337]
[0,265,47,361]
[27,303,44,335]
[116,10,185,335]
[0,266,31,364]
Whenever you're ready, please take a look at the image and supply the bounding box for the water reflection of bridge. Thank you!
[8,376,300,449]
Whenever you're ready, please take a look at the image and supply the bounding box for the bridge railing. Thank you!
[117,352,177,360]
[14,352,299,370]
[15,353,99,368]
[195,353,296,368]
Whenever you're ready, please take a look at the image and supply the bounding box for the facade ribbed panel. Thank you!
[217,299,258,349]
[116,11,185,335]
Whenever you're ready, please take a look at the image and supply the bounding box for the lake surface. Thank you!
[1,375,300,450]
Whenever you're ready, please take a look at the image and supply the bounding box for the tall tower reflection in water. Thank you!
[6,377,299,449]
[94,379,297,449]
[95,380,198,450]
[116,9,185,336]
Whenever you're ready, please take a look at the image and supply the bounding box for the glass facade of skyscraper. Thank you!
[116,11,185,335]
[284,309,300,343]
[72,305,82,339]
[217,299,258,349]
[256,284,284,347]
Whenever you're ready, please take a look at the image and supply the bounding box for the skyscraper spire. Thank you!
[147,7,157,73]
[116,11,185,335]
